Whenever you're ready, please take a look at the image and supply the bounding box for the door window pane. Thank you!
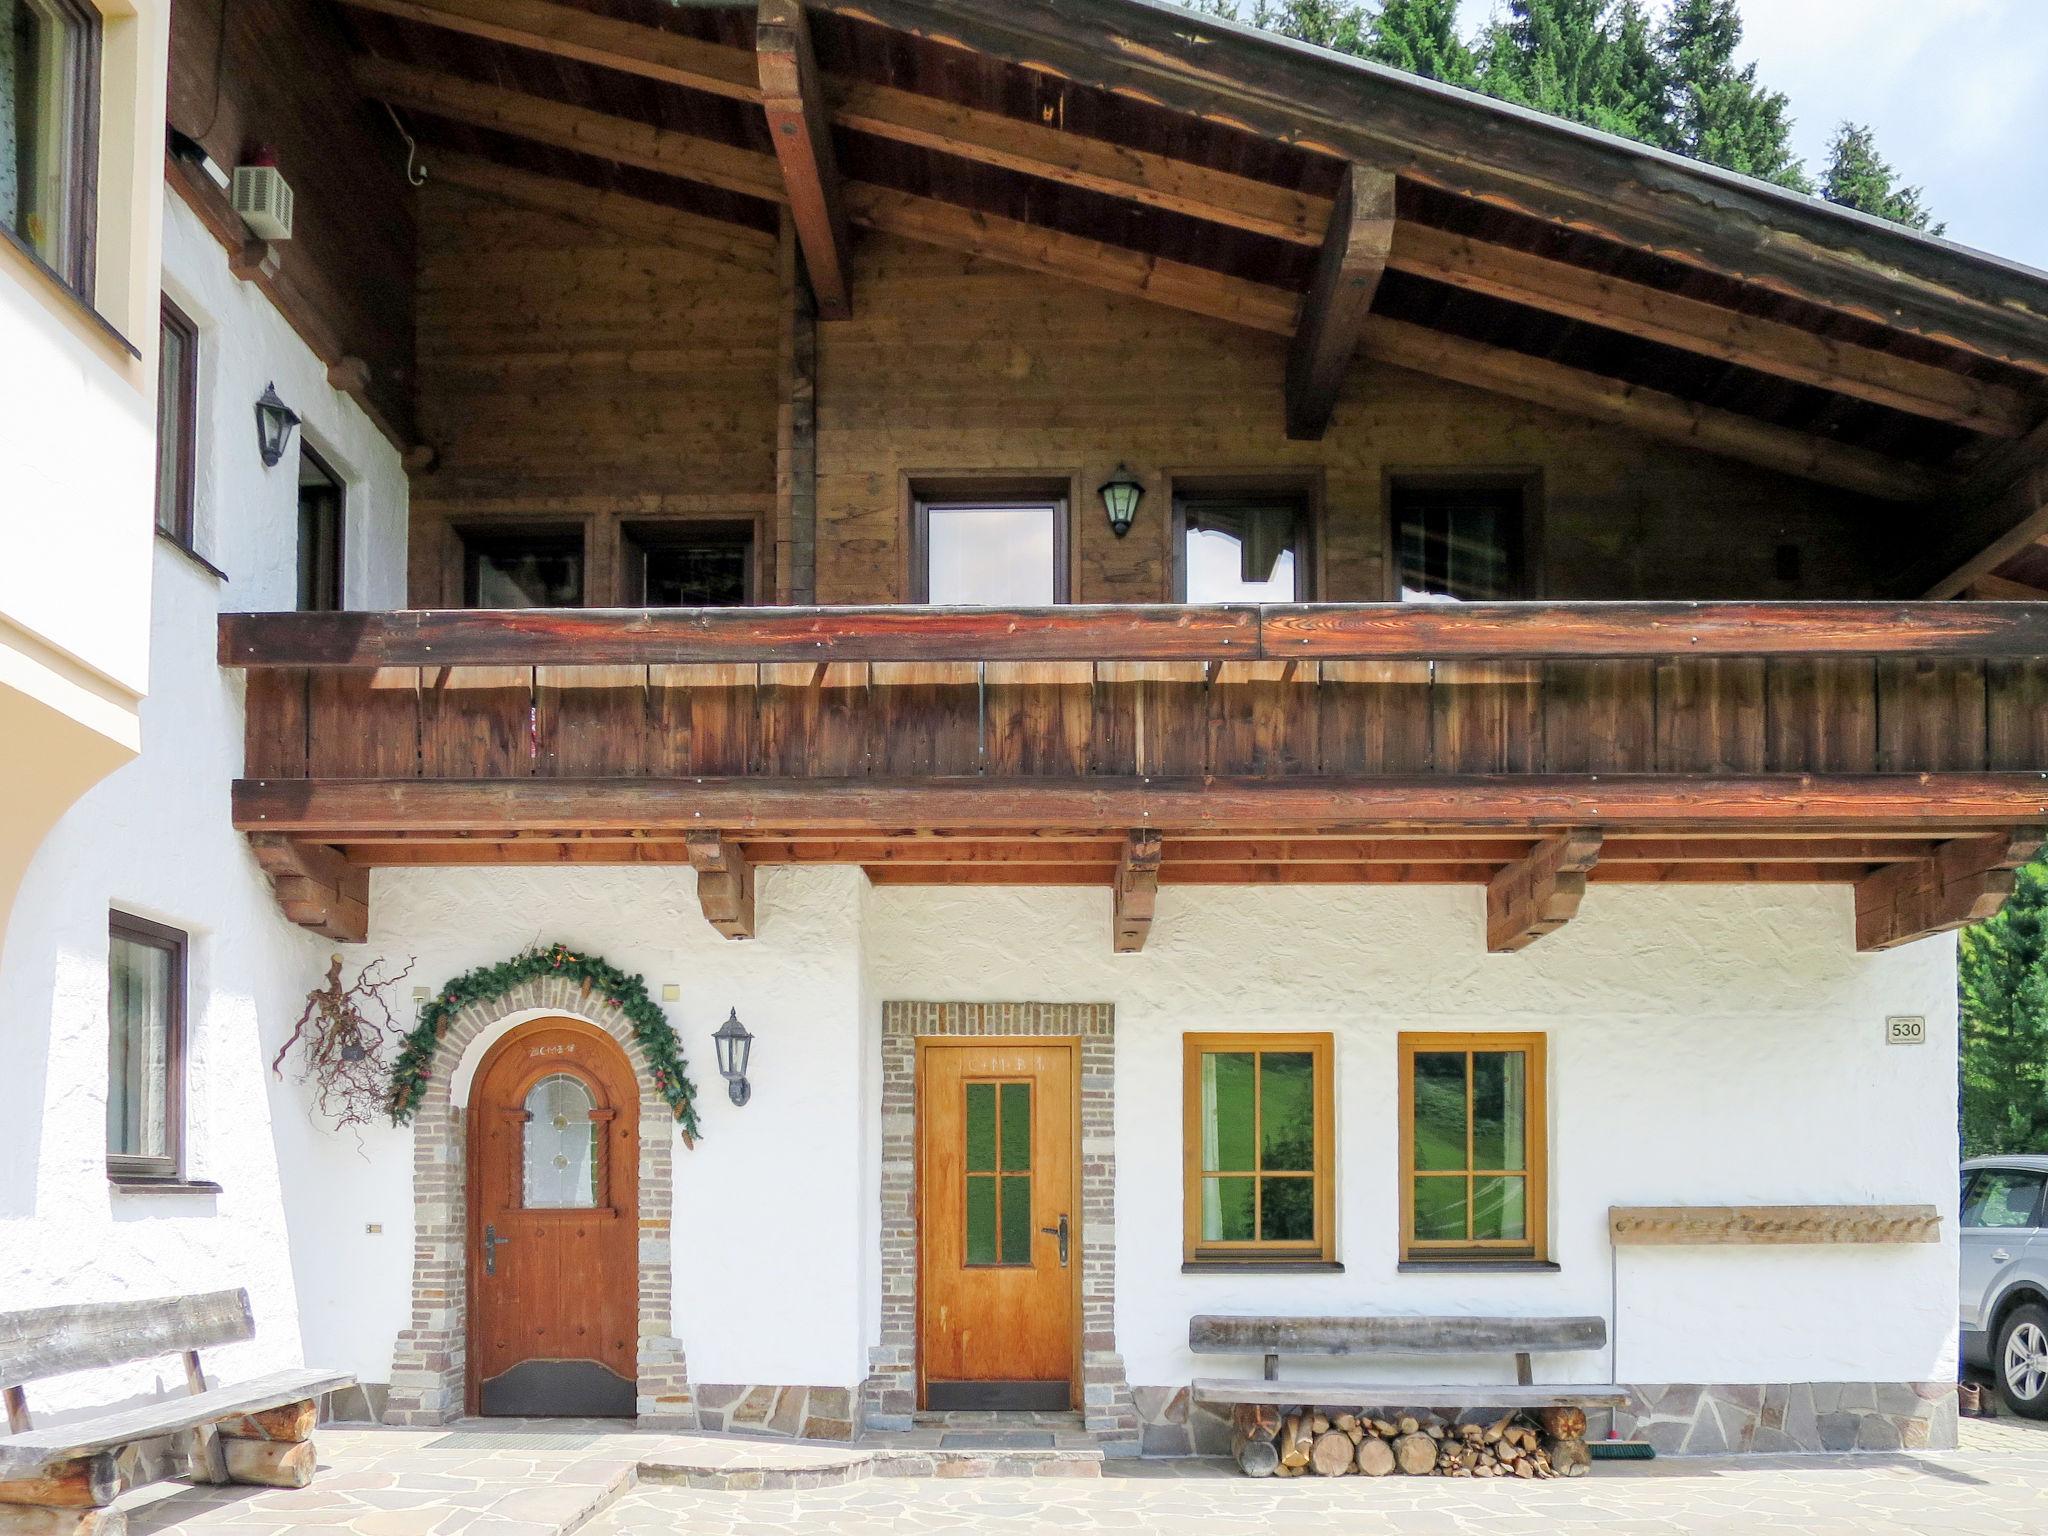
[923,503,1059,605]
[963,1078,1033,1267]
[1183,502,1305,602]
[1394,482,1527,601]
[297,449,344,612]
[965,1174,998,1264]
[1000,1174,1033,1265]
[2,0,93,282]
[465,533,584,608]
[522,1073,598,1208]
[106,913,184,1179]
[1964,1170,2044,1229]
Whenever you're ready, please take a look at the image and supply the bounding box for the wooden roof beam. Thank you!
[1854,827,2044,951]
[1487,829,1601,952]
[1113,829,1163,953]
[1286,165,1394,441]
[686,831,757,939]
[1921,410,2048,597]
[1389,223,2035,438]
[757,0,853,320]
[248,835,369,942]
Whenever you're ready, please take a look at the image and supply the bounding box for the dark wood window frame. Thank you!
[459,522,588,609]
[907,474,1075,605]
[154,296,198,550]
[1168,470,1324,603]
[297,443,346,612]
[105,910,188,1186]
[1,0,101,296]
[1383,468,1545,602]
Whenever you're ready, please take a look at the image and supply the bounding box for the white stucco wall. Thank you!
[0,193,406,1415]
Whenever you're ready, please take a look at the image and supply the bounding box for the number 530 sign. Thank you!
[1886,1015,1927,1046]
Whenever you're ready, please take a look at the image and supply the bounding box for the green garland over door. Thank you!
[387,943,702,1144]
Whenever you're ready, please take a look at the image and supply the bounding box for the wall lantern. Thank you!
[1098,464,1144,539]
[255,382,300,468]
[712,1008,754,1107]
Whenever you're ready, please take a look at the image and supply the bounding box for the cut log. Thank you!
[1355,1436,1395,1476]
[217,1400,318,1443]
[1233,1434,1279,1477]
[220,1439,315,1490]
[1310,1430,1354,1476]
[1393,1433,1437,1475]
[1546,1435,1591,1475]
[1231,1402,1281,1439]
[1281,1414,1312,1467]
[0,1457,118,1510]
[0,1511,124,1536]
[1396,1415,1419,1435]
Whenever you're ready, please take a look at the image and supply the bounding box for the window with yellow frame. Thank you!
[1398,1033,1547,1264]
[1181,1033,1334,1265]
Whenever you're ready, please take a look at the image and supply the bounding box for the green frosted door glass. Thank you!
[1259,1052,1315,1171]
[1200,1052,1256,1172]
[966,1081,997,1172]
[966,1174,997,1264]
[1413,1053,1467,1170]
[1413,1176,1468,1242]
[1472,1052,1526,1171]
[1000,1081,1031,1171]
[1001,1174,1033,1264]
[1202,1175,1256,1241]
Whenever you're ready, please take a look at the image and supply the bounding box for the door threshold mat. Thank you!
[426,1431,609,1451]
[937,1431,1057,1449]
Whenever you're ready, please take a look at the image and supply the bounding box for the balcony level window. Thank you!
[464,530,585,608]
[1393,478,1531,602]
[155,299,198,548]
[107,912,186,1183]
[1,0,98,288]
[916,497,1066,606]
[1179,498,1311,603]
[625,519,753,607]
[297,446,344,612]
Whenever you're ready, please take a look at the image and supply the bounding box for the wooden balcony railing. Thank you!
[220,602,2048,952]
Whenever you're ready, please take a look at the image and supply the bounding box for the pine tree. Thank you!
[1180,0,1370,52]
[1961,857,2048,1155]
[1474,0,1669,146]
[1360,0,1475,87]
[1821,121,1945,234]
[1658,0,1809,191]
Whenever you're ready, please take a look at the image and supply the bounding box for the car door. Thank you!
[1960,1166,2046,1331]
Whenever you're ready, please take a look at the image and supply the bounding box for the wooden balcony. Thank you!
[221,603,2048,953]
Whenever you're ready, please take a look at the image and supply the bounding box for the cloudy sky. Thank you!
[1454,0,2048,272]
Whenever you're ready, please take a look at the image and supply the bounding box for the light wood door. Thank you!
[468,1019,638,1416]
[917,1039,1078,1411]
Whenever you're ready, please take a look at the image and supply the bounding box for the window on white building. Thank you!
[106,912,186,1183]
[2,0,98,288]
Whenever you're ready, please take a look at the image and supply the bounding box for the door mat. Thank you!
[426,1431,608,1451]
[937,1431,1057,1449]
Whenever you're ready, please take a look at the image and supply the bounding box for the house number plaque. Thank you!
[1885,1015,1927,1046]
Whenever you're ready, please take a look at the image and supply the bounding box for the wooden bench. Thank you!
[0,1290,353,1536]
[1189,1313,1630,1413]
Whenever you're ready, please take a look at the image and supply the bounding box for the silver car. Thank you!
[1962,1156,2048,1415]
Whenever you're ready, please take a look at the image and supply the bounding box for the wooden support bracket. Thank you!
[1854,826,2045,951]
[1486,829,1602,953]
[247,836,369,943]
[1285,164,1395,441]
[757,0,853,319]
[1113,829,1164,953]
[686,832,757,940]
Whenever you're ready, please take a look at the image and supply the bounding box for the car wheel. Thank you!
[1997,1303,2048,1417]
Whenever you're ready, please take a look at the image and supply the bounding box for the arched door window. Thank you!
[522,1072,601,1208]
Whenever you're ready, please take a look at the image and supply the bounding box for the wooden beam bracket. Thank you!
[247,835,369,943]
[1487,829,1602,953]
[686,831,757,940]
[757,0,853,319]
[1854,826,2045,951]
[1285,164,1394,441]
[1113,829,1164,953]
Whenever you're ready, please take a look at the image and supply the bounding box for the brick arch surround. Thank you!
[382,982,694,1427]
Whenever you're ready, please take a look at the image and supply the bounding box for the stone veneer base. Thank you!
[1130,1381,1958,1457]
[692,1384,857,1441]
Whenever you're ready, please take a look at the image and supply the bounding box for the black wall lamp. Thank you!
[1098,464,1144,539]
[713,1008,754,1106]
[255,382,301,468]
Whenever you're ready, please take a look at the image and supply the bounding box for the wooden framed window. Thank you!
[1,0,99,291]
[1399,1033,1548,1264]
[106,912,186,1183]
[1389,474,1537,601]
[1175,496,1315,602]
[623,518,756,606]
[1182,1033,1334,1265]
[462,527,586,608]
[914,496,1068,605]
[297,445,345,612]
[154,298,198,547]
[962,1078,1035,1267]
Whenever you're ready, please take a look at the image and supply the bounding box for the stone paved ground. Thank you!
[112,1413,2048,1536]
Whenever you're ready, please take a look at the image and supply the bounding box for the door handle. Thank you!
[484,1223,511,1276]
[1993,1249,2013,1264]
[1040,1214,1070,1268]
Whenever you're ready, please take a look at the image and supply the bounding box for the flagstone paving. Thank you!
[112,1412,2048,1536]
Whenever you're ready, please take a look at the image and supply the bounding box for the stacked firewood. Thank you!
[1231,1403,1592,1479]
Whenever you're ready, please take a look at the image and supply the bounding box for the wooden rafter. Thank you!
[685,831,757,939]
[248,834,369,942]
[1388,223,2034,437]
[1113,829,1163,953]
[1486,829,1601,952]
[1967,572,2048,601]
[1286,164,1395,441]
[756,0,853,319]
[1923,411,2048,597]
[1854,827,2045,951]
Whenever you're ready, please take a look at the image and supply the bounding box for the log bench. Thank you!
[0,1290,353,1536]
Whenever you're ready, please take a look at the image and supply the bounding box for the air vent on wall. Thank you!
[232,160,294,241]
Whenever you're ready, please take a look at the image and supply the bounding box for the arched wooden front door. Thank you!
[467,1018,638,1416]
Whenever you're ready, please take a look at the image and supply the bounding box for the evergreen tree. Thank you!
[1474,0,1670,146]
[1658,0,1809,191]
[1360,0,1475,87]
[1821,121,1945,235]
[1180,0,1369,52]
[1961,856,2048,1155]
